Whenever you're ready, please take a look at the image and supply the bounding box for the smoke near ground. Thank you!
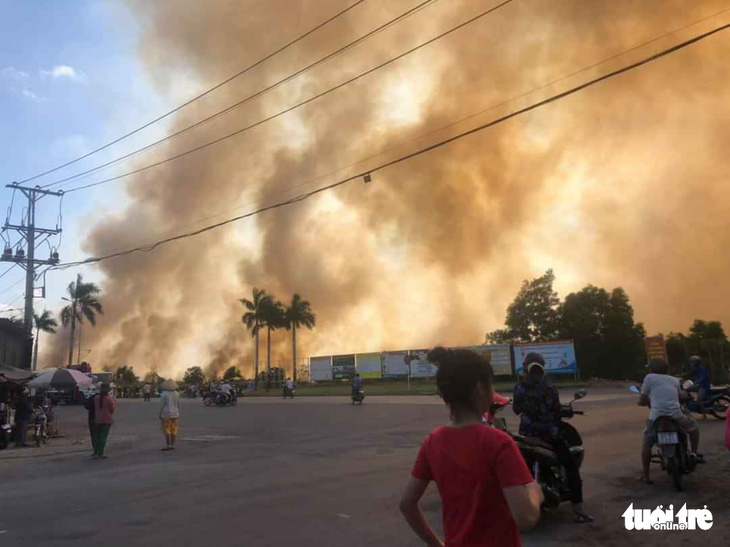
[55,0,730,378]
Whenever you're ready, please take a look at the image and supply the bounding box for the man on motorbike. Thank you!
[687,355,711,419]
[639,357,700,484]
[513,352,592,523]
[219,381,233,404]
[351,373,363,400]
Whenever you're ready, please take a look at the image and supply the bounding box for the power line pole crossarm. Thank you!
[2,183,63,369]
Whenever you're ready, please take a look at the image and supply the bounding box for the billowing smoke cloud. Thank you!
[56,0,730,378]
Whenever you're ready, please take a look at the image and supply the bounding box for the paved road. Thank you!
[1,390,728,546]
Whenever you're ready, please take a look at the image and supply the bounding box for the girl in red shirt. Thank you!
[400,347,542,546]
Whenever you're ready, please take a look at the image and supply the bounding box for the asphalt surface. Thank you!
[1,389,729,546]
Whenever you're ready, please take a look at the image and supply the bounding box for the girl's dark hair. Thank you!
[649,358,669,374]
[429,346,493,410]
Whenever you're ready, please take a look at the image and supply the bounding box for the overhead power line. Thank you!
[41,0,438,190]
[51,22,730,270]
[0,277,25,297]
[55,0,516,193]
[16,0,368,184]
[29,6,730,259]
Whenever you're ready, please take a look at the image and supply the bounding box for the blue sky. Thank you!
[0,0,169,319]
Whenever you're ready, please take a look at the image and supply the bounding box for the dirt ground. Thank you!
[1,389,728,546]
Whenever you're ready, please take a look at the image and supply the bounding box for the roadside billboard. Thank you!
[644,335,667,362]
[355,353,382,379]
[408,349,437,378]
[332,354,356,380]
[513,340,577,375]
[309,356,333,382]
[454,344,513,376]
[382,350,409,378]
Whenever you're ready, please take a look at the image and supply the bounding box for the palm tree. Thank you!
[241,288,272,390]
[260,298,285,391]
[61,274,103,368]
[283,294,316,383]
[32,310,58,371]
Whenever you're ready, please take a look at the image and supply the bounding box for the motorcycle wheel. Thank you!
[667,453,683,492]
[710,396,730,420]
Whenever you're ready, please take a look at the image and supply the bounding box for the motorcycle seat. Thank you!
[512,434,555,452]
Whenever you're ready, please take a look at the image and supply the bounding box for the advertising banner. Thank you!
[382,350,409,378]
[355,353,382,379]
[644,335,667,362]
[513,340,577,375]
[408,349,437,378]
[309,356,333,382]
[332,354,356,380]
[454,344,513,376]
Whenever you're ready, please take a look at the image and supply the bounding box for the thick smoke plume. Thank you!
[58,0,730,378]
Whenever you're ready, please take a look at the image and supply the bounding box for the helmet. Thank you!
[689,355,702,364]
[523,352,546,375]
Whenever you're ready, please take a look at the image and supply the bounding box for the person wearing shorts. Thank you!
[160,379,180,451]
[638,358,700,484]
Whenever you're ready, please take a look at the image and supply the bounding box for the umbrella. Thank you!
[27,368,92,389]
[0,366,35,382]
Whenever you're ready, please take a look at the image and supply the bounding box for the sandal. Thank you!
[639,476,653,485]
[161,446,173,451]
[574,512,594,524]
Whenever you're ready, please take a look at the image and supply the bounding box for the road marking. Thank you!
[337,514,351,519]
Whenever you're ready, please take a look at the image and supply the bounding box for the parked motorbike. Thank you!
[629,385,697,491]
[501,390,587,508]
[681,380,730,420]
[351,389,365,405]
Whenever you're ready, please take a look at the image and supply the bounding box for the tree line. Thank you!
[487,270,728,381]
[28,275,103,370]
[240,288,315,389]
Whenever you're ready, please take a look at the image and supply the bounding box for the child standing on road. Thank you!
[160,379,180,451]
[400,347,542,547]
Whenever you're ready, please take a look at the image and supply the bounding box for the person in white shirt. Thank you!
[638,358,700,484]
[160,380,180,451]
[220,382,233,403]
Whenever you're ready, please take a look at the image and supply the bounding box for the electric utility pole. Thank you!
[2,183,63,369]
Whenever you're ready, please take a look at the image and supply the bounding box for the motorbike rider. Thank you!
[687,355,711,418]
[219,381,233,404]
[513,352,592,523]
[350,373,363,400]
[638,357,700,484]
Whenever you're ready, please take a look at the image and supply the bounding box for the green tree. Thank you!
[666,332,688,374]
[559,285,645,379]
[183,366,206,386]
[143,371,164,388]
[223,366,241,381]
[241,288,272,390]
[488,270,560,342]
[260,298,285,390]
[61,275,103,368]
[282,294,316,383]
[32,310,58,371]
[116,365,139,390]
[687,319,728,381]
